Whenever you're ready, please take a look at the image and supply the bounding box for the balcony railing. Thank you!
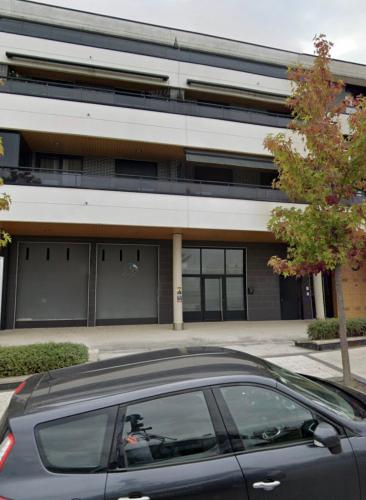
[0,166,290,203]
[0,77,290,129]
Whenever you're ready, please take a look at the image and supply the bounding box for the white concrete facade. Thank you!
[0,94,292,157]
[1,185,304,232]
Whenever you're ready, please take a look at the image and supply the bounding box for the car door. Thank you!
[105,389,248,500]
[214,384,360,500]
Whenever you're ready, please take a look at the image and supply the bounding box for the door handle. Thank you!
[118,497,150,500]
[253,480,281,491]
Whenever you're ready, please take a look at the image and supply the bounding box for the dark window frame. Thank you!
[109,388,231,471]
[35,406,118,474]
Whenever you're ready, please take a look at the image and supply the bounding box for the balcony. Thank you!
[0,77,290,129]
[0,166,290,203]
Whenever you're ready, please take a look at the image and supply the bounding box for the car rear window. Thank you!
[35,407,117,473]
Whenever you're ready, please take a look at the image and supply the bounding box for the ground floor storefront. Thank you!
[0,230,336,330]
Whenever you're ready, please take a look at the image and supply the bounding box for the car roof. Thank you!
[23,346,276,414]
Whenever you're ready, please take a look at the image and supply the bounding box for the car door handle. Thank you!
[253,480,281,491]
[118,497,150,500]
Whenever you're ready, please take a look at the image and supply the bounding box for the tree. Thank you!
[0,137,11,248]
[264,35,366,386]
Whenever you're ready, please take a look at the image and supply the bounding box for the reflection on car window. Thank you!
[266,362,366,421]
[121,392,219,468]
[221,385,317,451]
[36,408,116,473]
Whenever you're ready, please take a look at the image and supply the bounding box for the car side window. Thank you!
[220,385,318,451]
[36,407,117,473]
[119,391,220,469]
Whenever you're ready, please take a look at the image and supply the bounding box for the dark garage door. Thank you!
[15,242,90,327]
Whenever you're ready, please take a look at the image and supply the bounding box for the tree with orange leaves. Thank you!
[264,35,366,386]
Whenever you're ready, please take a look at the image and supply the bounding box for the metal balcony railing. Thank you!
[0,166,290,203]
[0,77,291,129]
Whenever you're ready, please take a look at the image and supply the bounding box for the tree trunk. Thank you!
[334,264,352,386]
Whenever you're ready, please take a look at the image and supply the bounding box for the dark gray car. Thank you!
[1,346,366,500]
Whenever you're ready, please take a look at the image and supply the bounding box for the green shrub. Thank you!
[308,318,366,341]
[0,342,88,377]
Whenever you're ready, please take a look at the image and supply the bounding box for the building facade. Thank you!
[0,0,363,330]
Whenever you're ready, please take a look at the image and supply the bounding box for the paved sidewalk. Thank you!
[0,320,311,352]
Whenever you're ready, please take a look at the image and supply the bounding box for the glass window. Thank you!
[182,248,200,274]
[220,386,317,451]
[226,250,243,275]
[39,155,60,171]
[62,158,83,173]
[267,363,366,421]
[204,278,222,311]
[183,277,201,312]
[226,277,244,311]
[202,249,224,274]
[121,392,219,468]
[36,408,116,473]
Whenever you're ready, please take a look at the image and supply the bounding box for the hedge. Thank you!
[308,318,366,341]
[0,342,88,377]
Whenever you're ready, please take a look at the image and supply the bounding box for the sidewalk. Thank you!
[0,320,311,353]
[1,320,366,418]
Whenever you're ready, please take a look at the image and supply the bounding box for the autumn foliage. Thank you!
[0,137,11,248]
[264,35,366,277]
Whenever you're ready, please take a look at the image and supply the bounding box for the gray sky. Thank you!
[31,0,366,64]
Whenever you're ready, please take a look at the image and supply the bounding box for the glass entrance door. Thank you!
[183,248,247,322]
[203,277,223,321]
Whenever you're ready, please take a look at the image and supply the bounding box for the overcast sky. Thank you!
[31,0,366,64]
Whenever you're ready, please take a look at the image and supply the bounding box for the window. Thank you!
[62,157,83,173]
[267,362,366,421]
[225,249,243,275]
[38,154,60,171]
[120,392,219,468]
[194,166,233,183]
[182,248,200,274]
[36,408,117,473]
[182,277,201,312]
[115,159,157,177]
[36,154,83,173]
[202,249,225,274]
[220,386,317,451]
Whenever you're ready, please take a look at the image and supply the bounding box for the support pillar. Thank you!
[313,273,325,319]
[172,233,184,330]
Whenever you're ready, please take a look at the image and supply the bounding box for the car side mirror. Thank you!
[313,422,342,455]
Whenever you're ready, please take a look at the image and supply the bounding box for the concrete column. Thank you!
[313,273,326,319]
[172,233,184,330]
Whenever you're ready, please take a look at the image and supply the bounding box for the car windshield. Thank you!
[266,362,366,421]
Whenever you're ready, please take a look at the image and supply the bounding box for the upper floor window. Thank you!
[36,154,83,173]
[115,159,157,178]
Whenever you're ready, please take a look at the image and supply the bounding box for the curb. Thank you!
[0,375,27,392]
[295,337,366,351]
